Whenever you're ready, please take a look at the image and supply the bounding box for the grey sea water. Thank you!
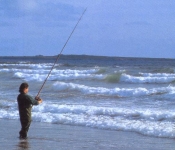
[0,55,175,138]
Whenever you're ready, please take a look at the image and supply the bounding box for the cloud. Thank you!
[0,0,175,58]
[0,0,84,29]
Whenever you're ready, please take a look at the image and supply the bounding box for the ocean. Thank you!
[0,55,175,138]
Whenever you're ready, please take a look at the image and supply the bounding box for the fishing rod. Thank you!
[36,8,87,98]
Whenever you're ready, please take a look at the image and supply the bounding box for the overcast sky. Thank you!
[0,0,175,58]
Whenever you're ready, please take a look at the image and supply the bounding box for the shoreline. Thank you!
[0,119,175,150]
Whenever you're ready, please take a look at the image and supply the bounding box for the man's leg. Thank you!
[19,119,31,139]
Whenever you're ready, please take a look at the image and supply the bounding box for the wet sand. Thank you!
[0,119,175,150]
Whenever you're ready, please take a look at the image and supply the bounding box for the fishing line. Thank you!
[36,8,87,97]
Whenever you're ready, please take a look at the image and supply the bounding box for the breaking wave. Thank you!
[0,101,175,138]
[1,63,175,84]
[52,81,175,98]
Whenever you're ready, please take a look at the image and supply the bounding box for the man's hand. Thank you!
[35,96,41,101]
[35,96,43,104]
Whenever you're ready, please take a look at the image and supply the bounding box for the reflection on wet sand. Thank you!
[17,140,30,150]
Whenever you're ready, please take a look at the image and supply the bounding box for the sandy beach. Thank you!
[0,119,174,150]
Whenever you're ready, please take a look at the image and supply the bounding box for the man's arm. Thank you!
[26,95,42,105]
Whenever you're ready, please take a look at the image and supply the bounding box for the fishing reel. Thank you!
[35,96,41,101]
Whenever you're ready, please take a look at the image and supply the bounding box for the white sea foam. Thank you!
[53,81,175,97]
[13,69,103,81]
[14,72,46,81]
[121,74,175,83]
[32,104,175,138]
[32,112,175,138]
[0,63,52,68]
[1,102,175,138]
[140,73,175,77]
[1,58,175,139]
[1,63,175,84]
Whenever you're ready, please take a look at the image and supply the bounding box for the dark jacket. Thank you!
[17,93,39,121]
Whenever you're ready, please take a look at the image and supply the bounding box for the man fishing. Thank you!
[16,8,86,140]
[17,82,42,139]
